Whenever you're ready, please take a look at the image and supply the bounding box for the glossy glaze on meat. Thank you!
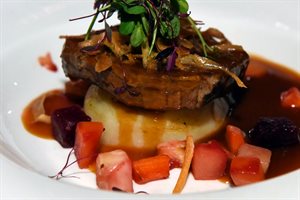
[61,27,249,110]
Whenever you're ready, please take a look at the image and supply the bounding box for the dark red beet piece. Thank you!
[51,105,91,148]
[247,117,300,148]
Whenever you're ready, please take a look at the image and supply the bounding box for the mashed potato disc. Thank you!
[84,85,228,158]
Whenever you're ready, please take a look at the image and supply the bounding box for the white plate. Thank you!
[1,0,299,199]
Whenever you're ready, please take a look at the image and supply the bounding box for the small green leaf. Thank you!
[130,23,146,47]
[119,20,135,35]
[111,1,126,10]
[141,15,150,35]
[124,0,138,5]
[125,5,146,15]
[178,0,189,13]
[159,16,180,39]
[170,16,180,38]
[159,22,168,38]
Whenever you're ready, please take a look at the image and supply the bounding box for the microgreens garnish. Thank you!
[48,148,79,180]
[48,148,99,180]
[78,0,211,61]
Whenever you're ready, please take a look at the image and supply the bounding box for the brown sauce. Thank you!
[21,90,73,139]
[21,55,300,179]
[228,55,300,178]
[113,98,165,157]
[22,106,53,139]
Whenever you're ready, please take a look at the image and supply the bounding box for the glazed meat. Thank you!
[61,27,249,110]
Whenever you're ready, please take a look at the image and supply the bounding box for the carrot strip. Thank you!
[225,125,245,155]
[132,155,170,184]
[172,135,194,194]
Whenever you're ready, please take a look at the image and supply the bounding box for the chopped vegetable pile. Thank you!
[26,78,300,193]
[50,112,279,192]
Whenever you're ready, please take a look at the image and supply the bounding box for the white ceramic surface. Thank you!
[1,0,299,199]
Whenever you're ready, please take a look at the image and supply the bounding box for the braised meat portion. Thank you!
[61,26,249,110]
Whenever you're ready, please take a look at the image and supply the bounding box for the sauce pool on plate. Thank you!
[226,55,300,178]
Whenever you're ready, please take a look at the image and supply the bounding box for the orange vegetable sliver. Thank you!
[172,135,194,194]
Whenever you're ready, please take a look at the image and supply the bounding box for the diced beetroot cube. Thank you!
[230,156,265,186]
[51,105,91,148]
[192,140,228,180]
[237,143,271,173]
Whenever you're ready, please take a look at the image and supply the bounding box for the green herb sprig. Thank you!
[82,0,211,57]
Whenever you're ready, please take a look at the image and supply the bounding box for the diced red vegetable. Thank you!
[96,150,133,193]
[225,125,245,154]
[132,155,170,184]
[157,140,186,168]
[191,140,228,180]
[51,105,91,148]
[237,143,271,173]
[230,156,264,186]
[38,52,58,72]
[280,87,300,108]
[209,140,234,159]
[74,121,104,169]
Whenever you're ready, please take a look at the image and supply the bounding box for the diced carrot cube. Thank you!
[132,155,170,184]
[230,156,265,186]
[74,121,104,169]
[226,125,245,154]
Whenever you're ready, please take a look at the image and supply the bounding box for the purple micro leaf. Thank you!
[155,47,174,60]
[94,0,101,9]
[98,16,107,23]
[166,48,177,71]
[114,86,127,95]
[194,20,205,26]
[80,33,106,53]
[105,21,112,42]
[69,12,98,21]
[178,11,191,18]
[98,32,107,44]
[127,88,140,97]
[80,45,99,53]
